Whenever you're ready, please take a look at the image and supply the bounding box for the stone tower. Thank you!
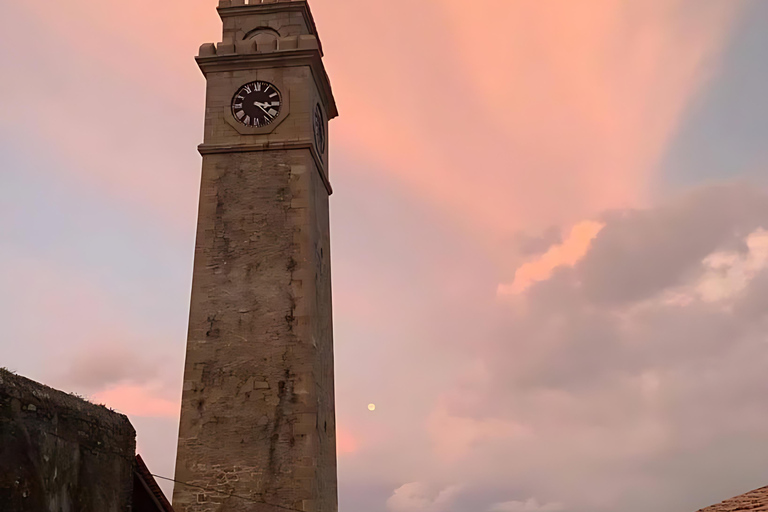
[173,1,338,511]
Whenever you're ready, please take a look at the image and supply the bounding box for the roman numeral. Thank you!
[269,93,278,98]
[243,86,251,94]
[244,115,250,125]
[271,101,280,107]
[235,110,245,119]
[255,82,262,92]
[268,109,278,117]
[233,103,242,110]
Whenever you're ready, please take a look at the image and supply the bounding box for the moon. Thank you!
[368,404,376,411]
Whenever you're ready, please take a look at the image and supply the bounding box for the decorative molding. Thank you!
[199,140,333,195]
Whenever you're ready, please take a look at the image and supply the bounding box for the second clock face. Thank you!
[314,104,326,154]
[232,81,282,128]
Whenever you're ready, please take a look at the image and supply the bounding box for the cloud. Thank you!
[63,344,160,392]
[91,385,179,419]
[490,499,565,512]
[336,182,768,512]
[386,483,462,512]
[513,228,564,257]
[327,0,741,249]
[415,183,768,512]
[427,401,531,462]
[694,228,768,302]
[1,1,761,512]
[499,221,605,295]
[0,252,183,418]
[575,185,768,305]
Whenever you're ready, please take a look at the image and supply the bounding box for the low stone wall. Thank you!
[0,369,136,512]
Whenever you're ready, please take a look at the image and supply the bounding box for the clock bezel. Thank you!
[225,80,290,135]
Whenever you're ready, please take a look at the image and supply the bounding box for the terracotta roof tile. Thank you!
[696,486,768,512]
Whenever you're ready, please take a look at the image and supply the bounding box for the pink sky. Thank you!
[2,1,768,511]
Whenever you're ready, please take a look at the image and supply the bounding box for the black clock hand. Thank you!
[254,103,274,118]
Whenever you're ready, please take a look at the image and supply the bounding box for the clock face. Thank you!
[314,104,326,154]
[231,81,282,128]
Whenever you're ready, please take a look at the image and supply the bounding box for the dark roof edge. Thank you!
[135,454,175,512]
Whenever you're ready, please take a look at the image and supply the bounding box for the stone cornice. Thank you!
[196,50,338,119]
[198,140,333,195]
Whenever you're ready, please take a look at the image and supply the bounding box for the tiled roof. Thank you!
[696,486,768,511]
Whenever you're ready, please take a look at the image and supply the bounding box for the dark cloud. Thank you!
[577,185,768,305]
[62,344,159,392]
[733,268,768,320]
[513,227,564,256]
[425,184,768,512]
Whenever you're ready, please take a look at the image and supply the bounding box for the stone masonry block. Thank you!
[199,43,217,57]
[297,35,320,50]
[216,42,236,55]
[278,36,299,51]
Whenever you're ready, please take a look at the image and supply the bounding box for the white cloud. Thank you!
[695,228,768,302]
[490,499,565,512]
[386,483,462,512]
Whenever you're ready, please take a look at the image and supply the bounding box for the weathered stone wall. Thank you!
[201,65,318,155]
[0,369,136,512]
[308,135,337,509]
[174,147,336,512]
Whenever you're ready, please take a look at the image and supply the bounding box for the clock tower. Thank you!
[173,1,338,511]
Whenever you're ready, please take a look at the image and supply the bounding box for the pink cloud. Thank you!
[325,0,740,253]
[3,3,761,512]
[2,0,741,235]
[499,220,605,295]
[0,251,183,407]
[92,384,179,419]
[427,400,531,463]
